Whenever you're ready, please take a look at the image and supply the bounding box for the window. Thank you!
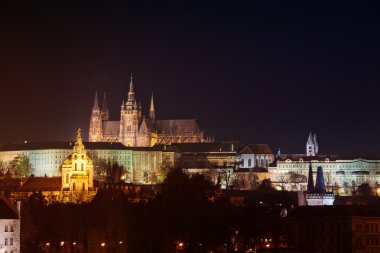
[81,163,84,170]
[10,238,13,246]
[241,159,244,167]
[10,226,13,232]
[82,182,86,191]
[66,174,69,184]
[5,225,8,232]
[5,238,8,245]
[248,159,251,167]
[75,163,77,170]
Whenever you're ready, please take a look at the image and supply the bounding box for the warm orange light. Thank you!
[46,242,50,246]
[60,241,65,246]
[265,243,270,248]
[178,241,184,248]
[73,242,77,246]
[101,242,106,247]
[119,241,123,244]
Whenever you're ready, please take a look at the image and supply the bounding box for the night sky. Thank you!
[1,1,380,156]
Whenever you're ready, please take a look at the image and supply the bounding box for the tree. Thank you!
[357,183,373,196]
[259,178,273,191]
[247,172,259,190]
[219,169,233,189]
[10,155,33,177]
[0,161,10,177]
[286,172,306,190]
[98,159,126,183]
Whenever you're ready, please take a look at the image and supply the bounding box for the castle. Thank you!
[89,75,210,147]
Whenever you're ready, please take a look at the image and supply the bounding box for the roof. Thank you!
[277,154,380,162]
[17,177,62,192]
[102,121,119,135]
[0,141,130,151]
[173,142,239,153]
[139,117,154,133]
[155,119,200,134]
[0,196,19,219]
[239,144,273,154]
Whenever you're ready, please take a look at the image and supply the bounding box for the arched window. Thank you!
[256,158,259,167]
[248,159,251,167]
[241,159,245,167]
[82,182,86,191]
[72,182,76,191]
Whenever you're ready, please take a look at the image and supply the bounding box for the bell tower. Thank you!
[89,91,103,142]
[119,74,142,146]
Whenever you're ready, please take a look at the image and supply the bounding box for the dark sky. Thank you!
[1,0,380,156]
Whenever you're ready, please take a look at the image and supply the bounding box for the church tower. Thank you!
[119,74,142,146]
[306,132,318,156]
[62,129,94,191]
[101,92,109,121]
[89,91,103,142]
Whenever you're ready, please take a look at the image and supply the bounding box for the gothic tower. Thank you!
[101,92,109,121]
[89,91,103,142]
[119,74,142,146]
[306,132,318,156]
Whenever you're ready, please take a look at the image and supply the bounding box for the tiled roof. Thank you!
[155,119,200,134]
[18,177,62,192]
[238,144,273,154]
[0,141,129,151]
[0,196,18,219]
[173,142,239,153]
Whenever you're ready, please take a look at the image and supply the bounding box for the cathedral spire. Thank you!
[126,73,136,108]
[101,93,109,121]
[93,91,99,108]
[149,93,155,122]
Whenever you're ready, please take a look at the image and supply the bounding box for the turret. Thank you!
[149,93,155,122]
[101,93,109,121]
[315,166,326,193]
[306,132,318,156]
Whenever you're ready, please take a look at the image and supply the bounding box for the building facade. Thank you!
[89,75,210,147]
[269,134,380,194]
[0,197,20,253]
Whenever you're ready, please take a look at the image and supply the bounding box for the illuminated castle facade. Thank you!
[89,75,210,147]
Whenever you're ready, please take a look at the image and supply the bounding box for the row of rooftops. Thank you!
[276,154,380,162]
[0,141,274,154]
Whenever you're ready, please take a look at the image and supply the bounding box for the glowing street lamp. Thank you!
[101,242,106,247]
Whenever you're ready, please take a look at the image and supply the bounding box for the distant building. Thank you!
[89,75,211,147]
[238,144,274,169]
[0,196,20,253]
[269,133,380,194]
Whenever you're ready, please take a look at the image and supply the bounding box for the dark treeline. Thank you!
[21,169,296,253]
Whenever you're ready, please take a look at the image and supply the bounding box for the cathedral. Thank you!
[89,75,210,147]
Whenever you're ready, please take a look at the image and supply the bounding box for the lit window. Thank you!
[10,226,13,232]
[5,238,8,245]
[5,225,8,232]
[10,238,13,246]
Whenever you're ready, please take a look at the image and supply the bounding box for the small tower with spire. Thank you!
[306,132,318,156]
[89,91,103,142]
[149,93,155,123]
[305,165,334,206]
